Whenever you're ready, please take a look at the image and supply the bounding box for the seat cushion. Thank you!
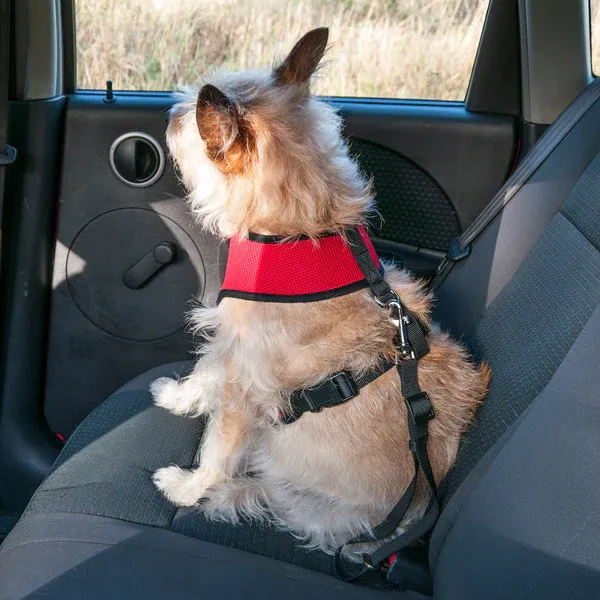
[431,303,600,599]
[17,362,337,576]
[0,512,399,599]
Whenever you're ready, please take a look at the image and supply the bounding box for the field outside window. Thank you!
[75,0,490,101]
[591,0,600,75]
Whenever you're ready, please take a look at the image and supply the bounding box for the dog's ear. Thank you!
[196,84,255,175]
[274,28,329,86]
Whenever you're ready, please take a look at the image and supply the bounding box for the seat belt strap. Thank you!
[432,76,600,291]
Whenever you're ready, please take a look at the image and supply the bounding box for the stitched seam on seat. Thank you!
[12,509,172,531]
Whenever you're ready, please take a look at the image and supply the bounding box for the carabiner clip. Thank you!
[388,301,415,360]
[374,291,415,359]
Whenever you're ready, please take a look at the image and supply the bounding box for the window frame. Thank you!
[590,0,598,77]
[62,0,505,108]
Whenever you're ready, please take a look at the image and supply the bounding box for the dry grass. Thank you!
[592,0,600,76]
[75,0,492,100]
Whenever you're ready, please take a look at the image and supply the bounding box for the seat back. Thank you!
[430,81,600,599]
[434,84,600,501]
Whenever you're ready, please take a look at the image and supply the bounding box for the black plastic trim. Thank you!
[520,120,550,156]
[61,0,76,95]
[247,231,337,243]
[340,101,516,228]
[372,238,445,280]
[75,88,468,108]
[0,98,66,511]
[466,0,522,116]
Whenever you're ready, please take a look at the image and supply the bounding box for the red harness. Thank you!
[218,225,381,303]
[216,224,437,582]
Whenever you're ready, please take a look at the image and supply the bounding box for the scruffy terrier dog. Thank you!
[151,28,488,558]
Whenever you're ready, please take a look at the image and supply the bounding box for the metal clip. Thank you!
[375,291,416,360]
[388,300,415,360]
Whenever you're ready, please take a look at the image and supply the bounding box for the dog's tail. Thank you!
[480,361,492,393]
[202,477,270,524]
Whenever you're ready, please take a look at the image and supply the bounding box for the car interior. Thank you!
[1,0,600,597]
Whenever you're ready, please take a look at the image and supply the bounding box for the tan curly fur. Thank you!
[151,28,488,556]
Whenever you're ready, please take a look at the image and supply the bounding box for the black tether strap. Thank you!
[345,226,399,306]
[331,226,439,583]
[279,225,438,583]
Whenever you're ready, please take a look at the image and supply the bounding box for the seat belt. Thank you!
[0,0,16,258]
[432,76,600,291]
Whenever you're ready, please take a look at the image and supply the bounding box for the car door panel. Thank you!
[45,94,222,438]
[343,103,516,238]
[44,93,516,438]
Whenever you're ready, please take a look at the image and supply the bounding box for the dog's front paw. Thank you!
[150,377,189,415]
[153,466,222,507]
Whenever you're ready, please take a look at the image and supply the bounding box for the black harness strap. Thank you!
[345,226,398,307]
[335,226,439,583]
[281,360,395,425]
[280,225,439,585]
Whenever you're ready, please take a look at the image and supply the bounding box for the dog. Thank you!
[151,27,489,558]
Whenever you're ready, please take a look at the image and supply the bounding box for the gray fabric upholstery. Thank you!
[0,513,403,599]
[426,85,600,598]
[433,304,600,599]
[116,361,193,394]
[27,387,203,527]
[22,362,336,577]
[440,145,600,502]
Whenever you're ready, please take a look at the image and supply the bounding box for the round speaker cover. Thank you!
[67,208,204,342]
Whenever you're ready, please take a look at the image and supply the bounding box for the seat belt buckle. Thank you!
[386,548,433,595]
[436,237,471,276]
[300,371,358,412]
[447,237,470,263]
[0,144,17,166]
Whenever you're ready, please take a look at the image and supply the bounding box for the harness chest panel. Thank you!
[218,225,380,303]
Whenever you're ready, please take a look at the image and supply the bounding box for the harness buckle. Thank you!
[361,554,380,571]
[405,392,435,424]
[298,371,359,413]
[405,392,435,451]
[375,291,425,360]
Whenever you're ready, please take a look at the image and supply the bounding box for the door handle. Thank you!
[122,242,177,289]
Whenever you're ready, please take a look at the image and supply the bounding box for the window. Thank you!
[75,0,490,100]
[592,0,600,74]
